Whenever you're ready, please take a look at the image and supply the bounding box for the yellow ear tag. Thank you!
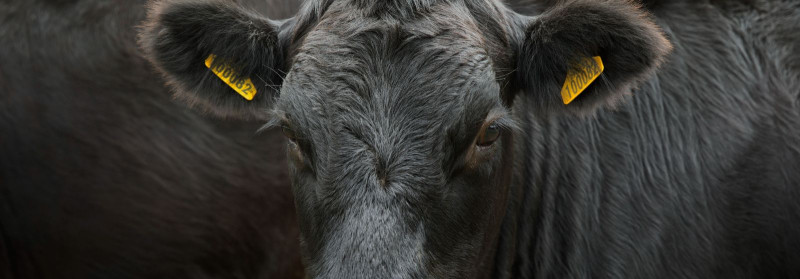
[204,55,257,101]
[560,56,604,105]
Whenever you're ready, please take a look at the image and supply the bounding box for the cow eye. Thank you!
[281,125,298,142]
[477,122,501,146]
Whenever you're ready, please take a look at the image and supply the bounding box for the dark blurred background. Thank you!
[0,1,306,278]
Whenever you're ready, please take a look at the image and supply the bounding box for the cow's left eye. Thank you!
[477,122,500,146]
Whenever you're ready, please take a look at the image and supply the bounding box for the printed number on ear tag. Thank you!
[561,56,604,105]
[204,55,257,101]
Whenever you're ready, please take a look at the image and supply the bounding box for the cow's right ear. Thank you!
[139,0,292,120]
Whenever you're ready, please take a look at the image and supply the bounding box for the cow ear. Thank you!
[139,0,292,120]
[512,0,671,116]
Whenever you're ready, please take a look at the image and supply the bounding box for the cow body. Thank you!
[498,2,800,278]
[138,0,800,278]
[0,1,303,278]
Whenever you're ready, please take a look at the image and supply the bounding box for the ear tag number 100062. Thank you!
[561,56,604,105]
[204,55,257,101]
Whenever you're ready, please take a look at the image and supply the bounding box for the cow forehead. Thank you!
[279,6,496,126]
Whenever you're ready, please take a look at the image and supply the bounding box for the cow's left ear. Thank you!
[139,0,294,120]
[511,0,671,116]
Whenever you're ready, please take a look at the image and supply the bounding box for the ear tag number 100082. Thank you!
[204,55,257,101]
[561,56,604,105]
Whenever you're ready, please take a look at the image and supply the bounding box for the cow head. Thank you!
[140,0,669,277]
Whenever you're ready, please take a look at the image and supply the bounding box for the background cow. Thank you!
[142,0,800,278]
[0,0,304,278]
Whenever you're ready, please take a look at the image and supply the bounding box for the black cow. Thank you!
[142,0,800,278]
[0,0,305,278]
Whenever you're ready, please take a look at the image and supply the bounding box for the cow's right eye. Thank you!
[281,125,298,142]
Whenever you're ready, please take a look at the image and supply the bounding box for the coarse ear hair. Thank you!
[511,0,671,116]
[139,0,293,120]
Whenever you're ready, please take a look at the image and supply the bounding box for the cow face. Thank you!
[140,0,668,277]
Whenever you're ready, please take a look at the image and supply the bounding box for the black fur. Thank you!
[1,0,304,278]
[140,0,800,278]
